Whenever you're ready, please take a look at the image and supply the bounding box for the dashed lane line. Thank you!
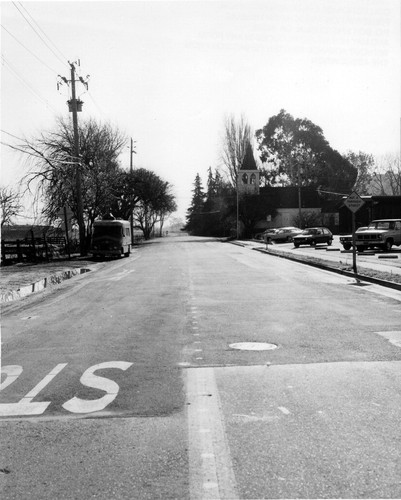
[186,367,238,500]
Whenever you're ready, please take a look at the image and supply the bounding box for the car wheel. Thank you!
[294,242,300,248]
[310,240,316,246]
[383,239,393,252]
[327,239,332,246]
[356,246,364,252]
[343,243,351,251]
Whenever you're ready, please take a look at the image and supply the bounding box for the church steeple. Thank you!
[238,143,259,195]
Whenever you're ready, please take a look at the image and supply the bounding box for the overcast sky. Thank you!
[1,0,400,223]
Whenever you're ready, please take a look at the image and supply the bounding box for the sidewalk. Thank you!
[230,239,401,289]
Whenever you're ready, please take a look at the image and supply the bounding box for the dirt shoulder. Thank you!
[0,257,107,294]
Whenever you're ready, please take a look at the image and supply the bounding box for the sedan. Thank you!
[265,226,303,243]
[293,227,333,247]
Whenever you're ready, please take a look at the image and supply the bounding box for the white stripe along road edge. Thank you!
[186,367,238,500]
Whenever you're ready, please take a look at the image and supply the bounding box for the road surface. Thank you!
[1,235,401,499]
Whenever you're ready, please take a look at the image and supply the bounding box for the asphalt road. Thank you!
[1,235,401,499]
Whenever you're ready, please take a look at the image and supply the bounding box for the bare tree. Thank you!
[345,151,374,195]
[220,114,252,187]
[0,186,22,227]
[7,117,127,252]
[371,152,401,195]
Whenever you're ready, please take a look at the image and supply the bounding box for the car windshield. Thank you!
[367,221,393,230]
[302,229,316,235]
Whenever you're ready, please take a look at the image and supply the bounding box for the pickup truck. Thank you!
[354,219,401,252]
[339,227,368,250]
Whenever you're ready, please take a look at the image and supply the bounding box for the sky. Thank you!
[1,0,400,224]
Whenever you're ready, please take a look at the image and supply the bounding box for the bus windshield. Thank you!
[93,225,123,238]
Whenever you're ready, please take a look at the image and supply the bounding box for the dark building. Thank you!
[339,196,401,233]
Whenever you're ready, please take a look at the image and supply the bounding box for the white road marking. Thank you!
[375,331,401,348]
[278,406,291,415]
[0,363,67,416]
[186,367,238,500]
[24,364,68,400]
[0,365,23,391]
[62,361,132,414]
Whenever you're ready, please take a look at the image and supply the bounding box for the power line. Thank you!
[2,54,58,113]
[1,54,58,113]
[12,1,67,66]
[1,129,26,142]
[1,24,59,73]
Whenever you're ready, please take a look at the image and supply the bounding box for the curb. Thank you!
[0,267,92,303]
[252,247,401,292]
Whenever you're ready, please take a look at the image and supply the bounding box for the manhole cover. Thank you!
[229,342,278,351]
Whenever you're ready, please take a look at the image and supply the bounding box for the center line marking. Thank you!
[278,406,291,415]
[186,367,238,500]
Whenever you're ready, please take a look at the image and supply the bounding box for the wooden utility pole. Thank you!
[130,138,134,245]
[69,62,86,256]
[129,138,136,245]
[58,62,89,256]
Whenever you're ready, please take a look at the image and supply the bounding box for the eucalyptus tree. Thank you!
[256,109,357,193]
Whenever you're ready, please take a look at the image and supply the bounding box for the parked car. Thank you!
[293,227,333,247]
[339,227,368,250]
[355,219,401,252]
[254,228,278,241]
[264,226,303,243]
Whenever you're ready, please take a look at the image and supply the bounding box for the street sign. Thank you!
[344,191,365,213]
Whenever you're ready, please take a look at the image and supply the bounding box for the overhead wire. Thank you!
[1,54,58,113]
[74,64,106,118]
[1,129,26,142]
[1,24,59,74]
[12,1,67,66]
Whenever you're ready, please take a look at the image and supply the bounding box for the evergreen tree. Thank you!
[185,173,206,235]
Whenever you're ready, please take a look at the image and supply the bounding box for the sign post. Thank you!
[343,191,365,273]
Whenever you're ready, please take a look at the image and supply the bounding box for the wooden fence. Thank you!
[1,234,68,264]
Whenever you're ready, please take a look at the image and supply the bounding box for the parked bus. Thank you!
[91,218,131,259]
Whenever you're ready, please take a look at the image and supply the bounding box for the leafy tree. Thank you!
[255,109,357,193]
[129,168,176,239]
[220,115,252,187]
[0,186,22,227]
[239,193,277,238]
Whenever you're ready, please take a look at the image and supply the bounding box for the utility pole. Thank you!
[297,161,302,225]
[236,169,239,239]
[58,61,89,256]
[129,138,136,246]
